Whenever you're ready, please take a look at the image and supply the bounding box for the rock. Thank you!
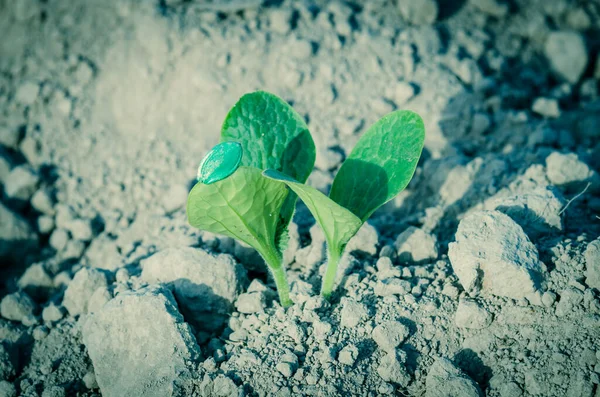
[532,97,560,118]
[555,287,584,316]
[374,278,412,296]
[82,285,200,397]
[15,81,39,105]
[0,342,17,380]
[49,229,69,252]
[546,152,598,190]
[395,227,438,264]
[345,222,378,256]
[470,0,508,17]
[87,286,112,314]
[82,371,98,389]
[0,292,36,323]
[455,299,493,329]
[542,291,557,307]
[3,165,39,201]
[269,8,291,35]
[65,218,93,241]
[484,187,565,237]
[235,291,266,314]
[62,268,108,316]
[19,136,41,165]
[0,203,38,263]
[426,358,483,397]
[141,247,247,331]
[372,320,410,352]
[448,211,546,301]
[276,362,295,377]
[41,303,64,324]
[340,298,368,328]
[377,349,410,386]
[398,0,438,25]
[338,344,359,366]
[37,215,55,234]
[0,126,20,149]
[17,263,54,299]
[544,31,588,84]
[584,239,600,290]
[0,380,16,397]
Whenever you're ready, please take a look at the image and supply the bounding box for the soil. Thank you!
[1,0,600,396]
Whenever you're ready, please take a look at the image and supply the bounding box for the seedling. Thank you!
[264,110,425,299]
[187,91,315,308]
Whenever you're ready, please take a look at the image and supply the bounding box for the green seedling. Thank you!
[187,91,315,308]
[264,110,425,299]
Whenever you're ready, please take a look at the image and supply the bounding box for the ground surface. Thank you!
[1,0,600,396]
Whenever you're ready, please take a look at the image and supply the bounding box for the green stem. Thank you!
[260,245,293,309]
[320,247,341,299]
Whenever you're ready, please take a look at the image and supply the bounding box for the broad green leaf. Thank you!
[330,110,425,221]
[187,166,288,257]
[221,91,316,251]
[197,142,242,184]
[263,169,363,256]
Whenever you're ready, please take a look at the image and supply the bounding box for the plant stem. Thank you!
[260,245,293,309]
[320,247,341,299]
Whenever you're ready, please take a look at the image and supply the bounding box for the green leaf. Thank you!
[330,110,425,221]
[263,169,363,256]
[221,91,316,251]
[187,166,288,257]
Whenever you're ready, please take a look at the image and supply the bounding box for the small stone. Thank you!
[141,247,247,331]
[49,229,69,252]
[377,350,410,386]
[425,358,483,397]
[37,216,55,234]
[32,326,49,340]
[470,0,508,17]
[15,81,39,105]
[395,227,438,264]
[340,298,368,328]
[19,136,41,165]
[532,97,560,118]
[544,31,588,84]
[398,0,438,25]
[555,287,584,316]
[62,240,86,260]
[0,292,36,323]
[455,299,493,329]
[372,321,410,352]
[65,219,93,241]
[83,371,98,389]
[0,203,38,263]
[62,267,108,316]
[0,126,20,149]
[546,152,599,190]
[0,380,16,397]
[448,211,546,301]
[584,239,600,290]
[276,362,295,378]
[542,291,557,307]
[4,165,39,201]
[82,286,201,397]
[269,9,291,34]
[235,292,266,314]
[87,286,112,314]
[338,344,359,366]
[42,303,65,323]
[345,222,379,255]
[375,278,412,296]
[17,263,54,299]
[115,268,130,283]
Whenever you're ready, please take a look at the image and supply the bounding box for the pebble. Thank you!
[377,350,411,386]
[82,371,98,389]
[542,291,557,307]
[37,215,55,234]
[338,344,359,366]
[455,299,493,329]
[17,263,54,299]
[398,0,438,25]
[544,31,588,84]
[545,152,598,189]
[49,229,69,252]
[3,165,39,201]
[340,298,368,328]
[65,219,93,241]
[42,303,65,324]
[395,226,439,264]
[372,320,410,352]
[532,97,560,118]
[82,286,201,397]
[425,358,483,397]
[32,326,49,340]
[0,203,38,262]
[276,362,295,377]
[374,278,412,296]
[0,126,20,149]
[235,292,266,314]
[448,211,546,302]
[269,9,291,35]
[62,267,108,316]
[0,292,37,323]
